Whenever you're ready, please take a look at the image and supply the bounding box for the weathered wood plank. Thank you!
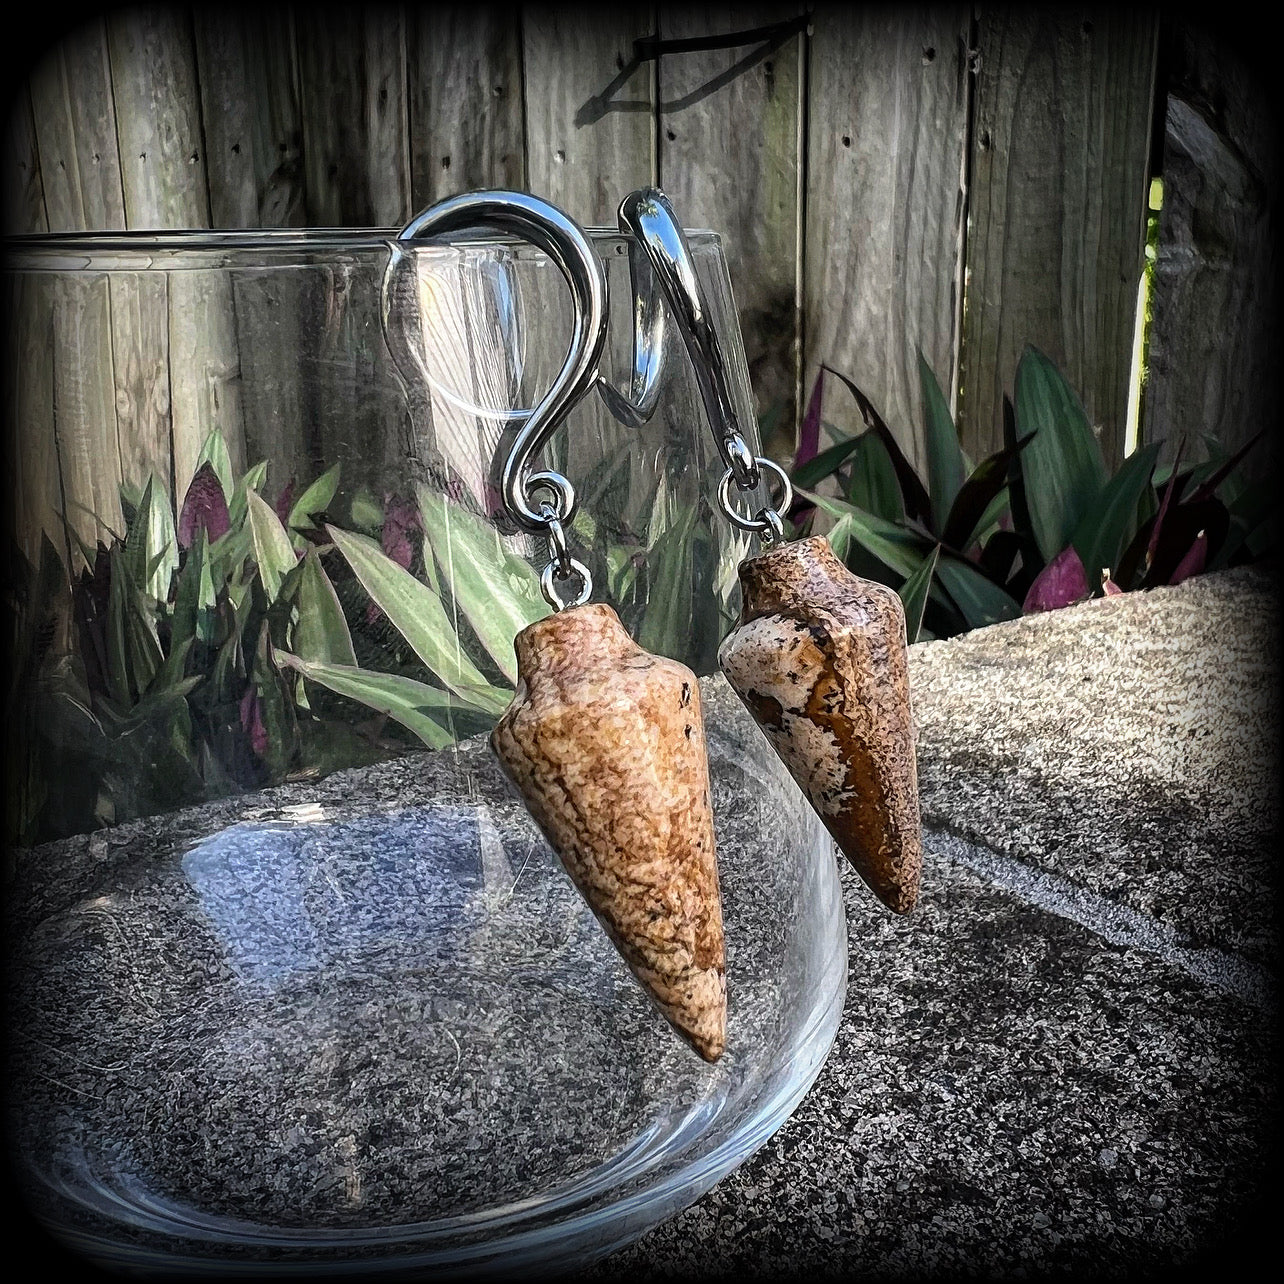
[960,8,1158,466]
[658,4,803,454]
[804,6,972,476]
[3,90,48,235]
[27,18,127,231]
[192,9,306,228]
[108,9,247,487]
[521,6,656,225]
[106,8,211,229]
[52,275,124,552]
[295,6,411,226]
[27,21,174,492]
[108,275,173,491]
[167,271,247,490]
[1143,19,1280,469]
[5,276,64,565]
[408,8,525,207]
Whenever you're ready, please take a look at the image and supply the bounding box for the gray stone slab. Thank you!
[579,845,1277,1280]
[910,565,1279,969]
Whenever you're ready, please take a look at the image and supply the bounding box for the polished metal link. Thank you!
[725,433,761,491]
[717,455,792,545]
[540,557,594,610]
[539,502,576,579]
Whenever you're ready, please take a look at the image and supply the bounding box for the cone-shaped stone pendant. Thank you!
[491,603,726,1061]
[718,536,922,914]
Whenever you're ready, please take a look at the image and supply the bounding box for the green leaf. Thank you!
[294,547,357,666]
[122,474,179,601]
[275,651,465,749]
[798,489,930,580]
[228,460,268,531]
[194,429,234,500]
[635,501,699,658]
[936,555,1023,630]
[325,523,510,716]
[1069,441,1161,580]
[105,547,133,707]
[941,436,1033,550]
[918,352,966,534]
[416,485,547,684]
[146,636,193,699]
[172,529,217,647]
[898,544,940,644]
[349,488,383,532]
[1014,345,1109,561]
[288,463,341,530]
[847,433,905,524]
[791,435,863,490]
[246,488,299,603]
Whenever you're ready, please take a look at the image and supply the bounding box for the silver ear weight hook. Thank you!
[616,189,790,547]
[386,191,607,610]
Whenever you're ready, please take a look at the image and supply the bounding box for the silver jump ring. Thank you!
[525,470,576,527]
[540,557,593,610]
[717,455,793,540]
[540,504,575,578]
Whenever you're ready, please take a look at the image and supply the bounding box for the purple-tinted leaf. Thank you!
[1023,545,1090,613]
[274,478,296,525]
[381,495,421,570]
[178,462,231,549]
[793,369,825,469]
[1169,531,1207,585]
[1186,429,1265,504]
[817,364,932,525]
[941,435,1035,551]
[239,686,268,757]
[1145,439,1186,573]
[1145,499,1228,587]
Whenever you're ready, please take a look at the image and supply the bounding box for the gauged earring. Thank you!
[618,188,922,915]
[385,192,727,1061]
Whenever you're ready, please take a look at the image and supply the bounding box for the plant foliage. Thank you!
[789,347,1272,643]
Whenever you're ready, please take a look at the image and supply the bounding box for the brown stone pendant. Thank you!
[718,536,922,914]
[491,603,726,1061]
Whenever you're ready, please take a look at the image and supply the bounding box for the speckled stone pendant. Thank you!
[718,535,922,914]
[491,603,726,1061]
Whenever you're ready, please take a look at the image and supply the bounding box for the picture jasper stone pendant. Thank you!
[718,535,922,915]
[492,603,727,1062]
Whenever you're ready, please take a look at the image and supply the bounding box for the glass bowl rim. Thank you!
[2,225,723,262]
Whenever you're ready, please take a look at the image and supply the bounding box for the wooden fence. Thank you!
[3,4,1277,543]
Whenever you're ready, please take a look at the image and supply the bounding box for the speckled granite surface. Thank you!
[578,565,1279,1280]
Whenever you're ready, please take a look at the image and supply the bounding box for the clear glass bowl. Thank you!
[4,224,847,1273]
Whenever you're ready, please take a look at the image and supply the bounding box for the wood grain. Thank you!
[658,4,803,450]
[107,9,211,229]
[27,18,127,231]
[408,8,525,207]
[192,9,306,228]
[1143,20,1280,470]
[3,91,48,235]
[804,6,972,476]
[52,275,124,553]
[960,8,1158,466]
[5,276,64,565]
[521,6,656,225]
[295,6,411,226]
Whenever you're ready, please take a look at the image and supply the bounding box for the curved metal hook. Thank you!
[616,188,760,490]
[384,190,609,532]
[594,234,667,426]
